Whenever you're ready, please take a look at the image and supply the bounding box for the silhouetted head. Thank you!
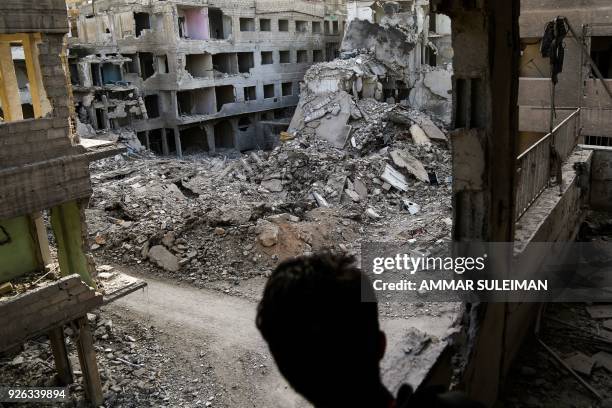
[256,253,386,407]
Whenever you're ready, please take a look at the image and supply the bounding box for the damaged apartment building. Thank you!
[342,0,453,123]
[65,0,346,156]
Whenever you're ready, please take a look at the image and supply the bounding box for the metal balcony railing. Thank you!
[514,108,581,221]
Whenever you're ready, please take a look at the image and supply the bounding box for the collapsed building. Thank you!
[342,0,453,123]
[65,0,346,156]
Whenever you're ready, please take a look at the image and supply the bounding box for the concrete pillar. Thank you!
[173,126,183,158]
[144,130,151,150]
[22,33,51,118]
[230,118,240,150]
[161,129,170,155]
[0,42,23,121]
[170,90,179,119]
[436,0,520,405]
[50,200,97,288]
[205,123,215,153]
[134,52,142,76]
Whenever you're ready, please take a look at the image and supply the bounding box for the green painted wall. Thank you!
[0,215,41,283]
[51,201,95,287]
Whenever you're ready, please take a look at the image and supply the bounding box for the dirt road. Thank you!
[111,275,309,407]
[110,273,459,406]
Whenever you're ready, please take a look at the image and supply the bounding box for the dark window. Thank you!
[281,82,292,96]
[134,12,151,37]
[591,36,612,78]
[240,18,255,32]
[263,84,275,98]
[261,51,273,65]
[279,50,290,63]
[260,19,271,31]
[145,94,160,118]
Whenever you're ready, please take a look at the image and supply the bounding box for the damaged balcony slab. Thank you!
[514,149,593,250]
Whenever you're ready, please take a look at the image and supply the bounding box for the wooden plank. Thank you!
[48,326,73,385]
[75,316,103,406]
[0,275,102,352]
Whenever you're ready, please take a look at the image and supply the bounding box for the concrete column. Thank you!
[170,90,179,119]
[439,0,520,405]
[22,33,51,118]
[173,126,183,158]
[230,119,240,150]
[144,130,151,150]
[161,129,170,155]
[134,52,142,77]
[0,42,23,121]
[205,123,215,153]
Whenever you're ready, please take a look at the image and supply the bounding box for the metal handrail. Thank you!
[514,108,581,221]
[517,108,581,161]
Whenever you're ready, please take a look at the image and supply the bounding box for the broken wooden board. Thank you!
[586,305,612,319]
[0,275,103,352]
[390,149,429,183]
[380,164,409,192]
[563,352,595,376]
[97,271,147,305]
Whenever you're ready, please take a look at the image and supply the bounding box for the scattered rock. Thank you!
[147,245,180,272]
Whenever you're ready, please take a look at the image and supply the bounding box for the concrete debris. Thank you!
[594,352,612,373]
[587,305,612,319]
[410,124,432,146]
[147,245,180,272]
[390,149,429,183]
[402,199,421,215]
[563,352,595,376]
[260,178,284,192]
[87,93,452,286]
[380,164,409,192]
[257,221,280,247]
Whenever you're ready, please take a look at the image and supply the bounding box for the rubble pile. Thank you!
[0,311,178,407]
[87,71,452,290]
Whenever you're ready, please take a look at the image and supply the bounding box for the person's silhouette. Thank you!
[256,253,484,408]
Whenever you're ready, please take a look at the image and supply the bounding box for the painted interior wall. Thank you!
[0,215,41,283]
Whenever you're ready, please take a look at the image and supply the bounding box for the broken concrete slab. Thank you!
[586,305,612,319]
[353,178,368,200]
[418,116,447,142]
[563,352,595,376]
[312,191,329,207]
[148,245,179,272]
[380,164,409,192]
[390,149,429,183]
[593,351,612,373]
[260,179,283,192]
[410,124,432,146]
[345,188,361,202]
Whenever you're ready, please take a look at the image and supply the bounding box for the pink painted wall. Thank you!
[185,8,209,40]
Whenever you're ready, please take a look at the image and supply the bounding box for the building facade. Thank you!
[519,0,612,152]
[66,0,346,156]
